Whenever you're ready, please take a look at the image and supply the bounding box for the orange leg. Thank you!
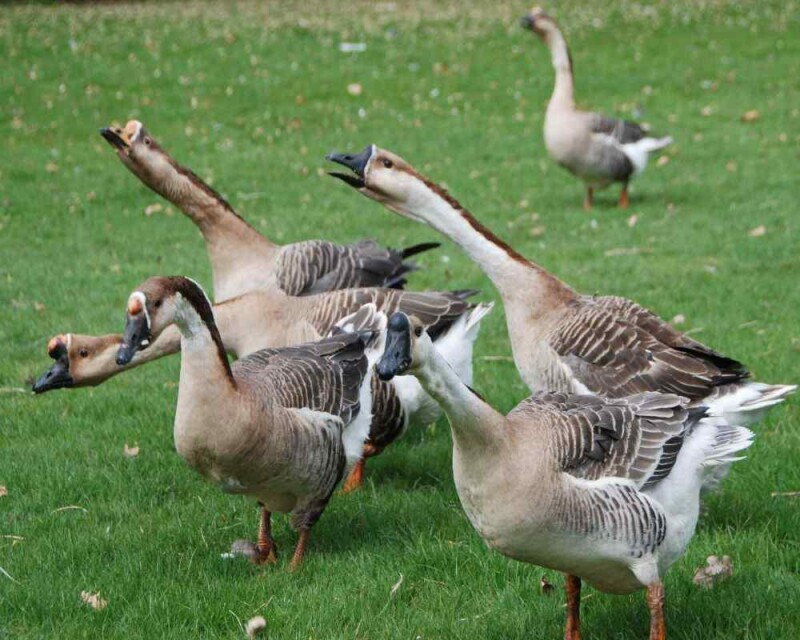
[342,458,366,494]
[253,506,278,565]
[288,529,310,571]
[646,581,666,640]
[583,187,594,212]
[619,184,629,209]
[564,574,582,640]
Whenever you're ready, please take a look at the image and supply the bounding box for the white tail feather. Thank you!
[622,136,673,176]
[705,382,796,427]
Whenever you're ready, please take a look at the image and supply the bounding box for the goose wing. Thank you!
[549,296,749,400]
[511,391,698,488]
[275,239,439,295]
[590,114,647,144]
[234,332,368,424]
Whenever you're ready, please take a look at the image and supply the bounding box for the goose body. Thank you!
[34,282,492,490]
[100,120,438,301]
[521,9,673,209]
[377,312,753,636]
[114,276,382,567]
[326,145,795,452]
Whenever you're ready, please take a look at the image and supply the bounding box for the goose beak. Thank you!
[376,314,412,381]
[100,127,129,151]
[326,145,374,189]
[32,358,73,394]
[116,314,151,366]
[520,14,536,30]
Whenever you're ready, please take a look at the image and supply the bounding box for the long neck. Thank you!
[546,29,575,110]
[414,345,506,450]
[402,182,570,304]
[91,326,181,383]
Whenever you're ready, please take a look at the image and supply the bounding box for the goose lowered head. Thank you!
[33,333,127,392]
[376,312,430,381]
[32,334,74,393]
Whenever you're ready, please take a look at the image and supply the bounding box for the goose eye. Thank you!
[382,158,393,168]
[79,348,89,358]
[414,326,423,337]
[154,299,162,308]
[144,137,152,146]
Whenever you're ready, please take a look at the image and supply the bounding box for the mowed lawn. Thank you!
[1,1,798,638]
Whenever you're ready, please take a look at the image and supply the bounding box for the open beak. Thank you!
[116,313,151,366]
[326,145,374,189]
[32,357,73,394]
[100,127,129,151]
[376,313,412,381]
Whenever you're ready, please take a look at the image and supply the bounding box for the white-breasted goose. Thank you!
[520,7,673,210]
[327,145,795,458]
[100,119,439,301]
[377,312,753,640]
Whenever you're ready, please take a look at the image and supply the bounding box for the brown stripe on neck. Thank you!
[173,277,236,385]
[408,170,531,266]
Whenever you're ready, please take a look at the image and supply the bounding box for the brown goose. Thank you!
[327,145,795,453]
[520,8,673,210]
[33,282,492,492]
[112,276,382,569]
[376,312,753,640]
[100,120,439,301]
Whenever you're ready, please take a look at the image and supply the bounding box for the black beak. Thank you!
[326,145,374,189]
[116,313,151,366]
[32,357,73,394]
[520,14,535,30]
[376,313,412,381]
[100,127,128,151]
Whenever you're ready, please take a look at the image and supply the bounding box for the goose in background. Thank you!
[520,7,673,210]
[34,282,492,492]
[112,276,386,569]
[100,120,439,301]
[376,312,753,639]
[327,145,795,462]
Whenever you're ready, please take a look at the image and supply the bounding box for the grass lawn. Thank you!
[1,1,798,637]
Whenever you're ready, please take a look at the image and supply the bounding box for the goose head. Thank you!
[376,312,432,381]
[33,333,126,393]
[519,7,558,41]
[100,120,179,194]
[326,145,434,224]
[116,276,212,365]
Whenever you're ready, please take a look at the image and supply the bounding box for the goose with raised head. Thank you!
[34,281,492,492]
[377,312,754,639]
[100,119,439,301]
[327,145,795,448]
[112,276,384,569]
[520,7,673,210]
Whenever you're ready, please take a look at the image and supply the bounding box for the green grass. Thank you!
[1,1,798,637]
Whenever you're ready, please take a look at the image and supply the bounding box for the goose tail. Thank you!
[704,382,796,427]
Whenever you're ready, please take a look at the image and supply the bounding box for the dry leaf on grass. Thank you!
[245,615,267,638]
[693,555,733,589]
[529,225,545,237]
[80,590,108,610]
[123,443,140,458]
[390,573,404,597]
[700,106,714,117]
[144,203,163,216]
[540,576,554,595]
[748,225,767,237]
[740,109,760,123]
[222,539,260,561]
[671,314,686,325]
[627,214,638,228]
[604,247,645,257]
[0,486,7,498]
[771,491,800,498]
[656,155,670,167]
[347,83,363,96]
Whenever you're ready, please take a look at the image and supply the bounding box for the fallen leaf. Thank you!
[347,83,363,96]
[671,314,686,325]
[245,615,267,639]
[748,225,766,237]
[740,109,760,123]
[0,486,7,498]
[540,576,554,595]
[339,42,367,53]
[771,491,800,498]
[700,106,714,117]
[656,155,670,167]
[390,573,404,597]
[693,555,733,589]
[45,161,59,173]
[529,225,545,237]
[34,302,46,312]
[80,590,108,610]
[604,247,645,257]
[123,443,139,458]
[144,203,162,216]
[725,161,737,173]
[627,214,638,228]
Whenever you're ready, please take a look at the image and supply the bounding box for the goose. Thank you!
[111,276,384,569]
[376,312,754,639]
[100,119,439,301]
[520,7,673,210]
[33,282,492,492]
[327,146,795,453]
